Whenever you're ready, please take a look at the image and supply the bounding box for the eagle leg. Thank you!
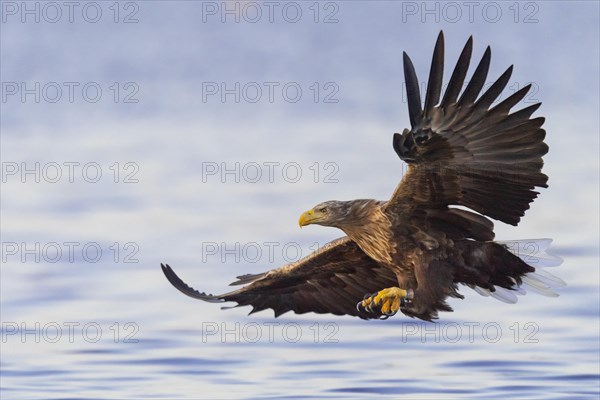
[357,287,414,318]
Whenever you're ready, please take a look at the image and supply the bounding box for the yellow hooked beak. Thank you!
[298,209,324,228]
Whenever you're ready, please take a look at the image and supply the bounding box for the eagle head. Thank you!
[298,200,349,228]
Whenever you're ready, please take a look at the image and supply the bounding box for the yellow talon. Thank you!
[381,299,392,314]
[357,287,411,317]
[391,296,400,313]
[375,287,407,303]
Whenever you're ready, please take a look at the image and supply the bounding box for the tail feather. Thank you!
[531,269,566,286]
[471,285,491,297]
[496,238,564,267]
[521,275,560,297]
[458,239,564,303]
[489,286,519,304]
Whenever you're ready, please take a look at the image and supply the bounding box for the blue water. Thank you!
[2,248,598,398]
[2,1,599,398]
[2,257,599,399]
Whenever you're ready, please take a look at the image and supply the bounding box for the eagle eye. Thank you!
[319,207,327,213]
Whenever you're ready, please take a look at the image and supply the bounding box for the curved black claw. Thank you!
[384,308,398,317]
[358,288,414,319]
[357,292,378,313]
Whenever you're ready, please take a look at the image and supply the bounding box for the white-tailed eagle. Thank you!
[161,32,563,321]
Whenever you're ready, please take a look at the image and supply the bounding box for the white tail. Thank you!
[496,238,564,268]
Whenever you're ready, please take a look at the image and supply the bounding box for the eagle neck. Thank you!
[338,200,394,265]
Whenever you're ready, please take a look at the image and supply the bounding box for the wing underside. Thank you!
[162,237,399,319]
[389,31,548,226]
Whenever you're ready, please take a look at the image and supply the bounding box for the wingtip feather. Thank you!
[403,51,423,127]
[160,263,224,303]
[424,30,445,114]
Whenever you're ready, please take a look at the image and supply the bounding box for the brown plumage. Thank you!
[161,31,563,321]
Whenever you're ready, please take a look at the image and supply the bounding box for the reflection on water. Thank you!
[1,251,598,399]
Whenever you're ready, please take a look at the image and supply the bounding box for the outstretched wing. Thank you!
[388,31,548,226]
[161,237,398,319]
